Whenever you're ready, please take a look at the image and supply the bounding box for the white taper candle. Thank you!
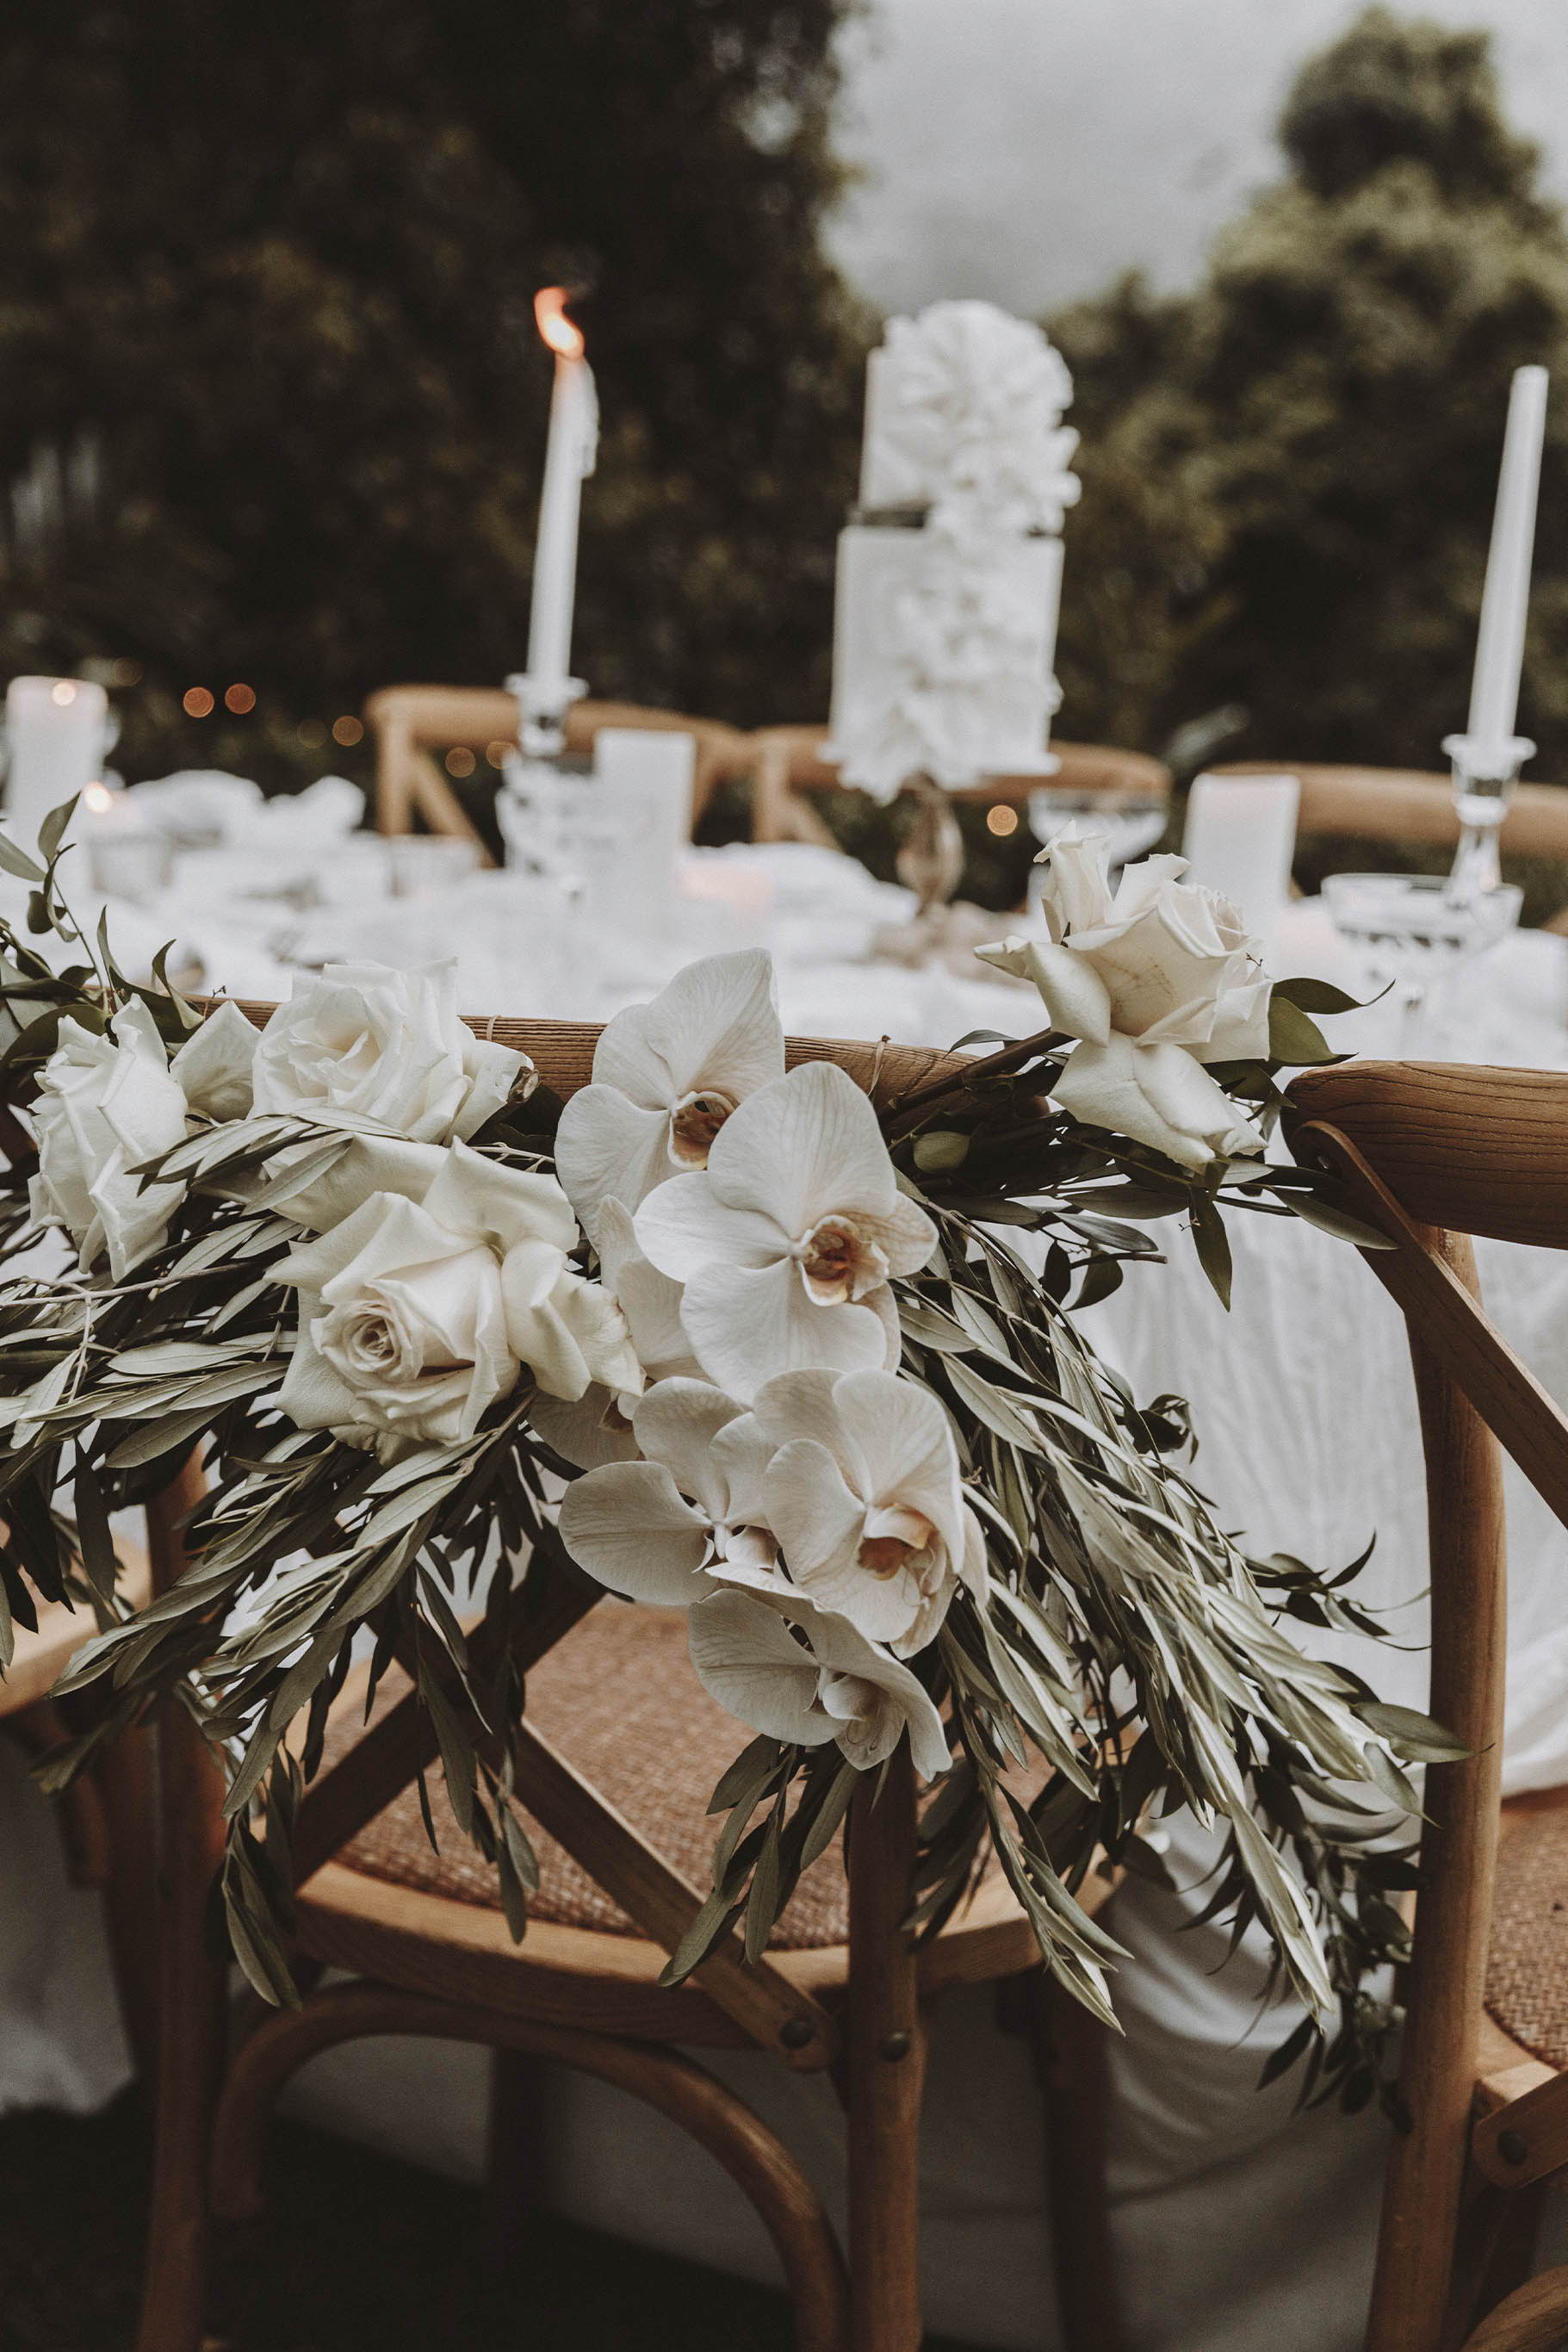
[1467,364,1548,758]
[525,289,598,703]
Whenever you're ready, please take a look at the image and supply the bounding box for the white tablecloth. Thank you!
[8,866,1568,2349]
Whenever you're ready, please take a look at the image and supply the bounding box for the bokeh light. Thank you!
[224,683,256,714]
[985,803,1020,836]
[445,747,476,778]
[332,715,363,746]
[183,687,215,718]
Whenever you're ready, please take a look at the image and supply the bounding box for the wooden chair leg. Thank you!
[94,1718,160,2081]
[135,1461,231,2352]
[481,2045,552,2281]
[845,1748,925,2352]
[210,1982,852,2352]
[1451,2179,1552,2352]
[1028,1971,1127,2352]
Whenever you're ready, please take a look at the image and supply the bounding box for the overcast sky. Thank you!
[828,0,1568,317]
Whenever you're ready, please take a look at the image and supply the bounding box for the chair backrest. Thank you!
[747,723,1172,848]
[364,685,753,858]
[1214,760,1568,863]
[1285,1059,1568,2349]
[158,1002,970,2071]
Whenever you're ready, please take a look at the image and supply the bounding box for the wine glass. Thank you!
[1026,781,1168,915]
[1323,871,1522,1054]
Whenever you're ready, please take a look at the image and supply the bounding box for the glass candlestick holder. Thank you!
[505,670,586,761]
[1441,729,1534,902]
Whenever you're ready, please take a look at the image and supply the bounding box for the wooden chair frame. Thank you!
[128,1012,1117,2352]
[746,724,1172,853]
[1278,1061,1568,2352]
[365,685,753,859]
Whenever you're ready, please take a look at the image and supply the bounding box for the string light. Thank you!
[183,687,214,718]
[445,747,476,779]
[332,716,363,747]
[985,804,1020,837]
[224,683,256,715]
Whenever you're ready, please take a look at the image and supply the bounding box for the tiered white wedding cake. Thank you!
[827,300,1080,800]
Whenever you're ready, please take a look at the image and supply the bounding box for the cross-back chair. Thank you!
[1273,1059,1568,2352]
[1212,762,1568,927]
[129,1008,1119,2352]
[365,685,753,861]
[746,723,1172,853]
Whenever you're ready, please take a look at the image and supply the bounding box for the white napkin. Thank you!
[129,770,263,846]
[229,774,365,847]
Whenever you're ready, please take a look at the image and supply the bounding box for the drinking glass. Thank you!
[1026,781,1168,914]
[1323,872,1522,1053]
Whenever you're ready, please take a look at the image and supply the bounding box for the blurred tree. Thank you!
[0,0,866,782]
[1052,6,1568,791]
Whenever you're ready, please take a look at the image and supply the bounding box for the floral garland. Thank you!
[0,811,1446,2105]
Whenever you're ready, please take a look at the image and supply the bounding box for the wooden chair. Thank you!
[747,724,1172,852]
[1212,762,1568,925]
[366,685,753,862]
[131,1008,1119,2352]
[1268,1060,1568,2352]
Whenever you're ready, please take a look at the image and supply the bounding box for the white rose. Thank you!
[28,1000,190,1278]
[169,999,261,1121]
[979,831,1272,1172]
[276,1145,640,1457]
[252,961,529,1144]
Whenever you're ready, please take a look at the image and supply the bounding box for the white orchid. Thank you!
[555,950,785,1240]
[276,1145,638,1458]
[28,1000,189,1278]
[634,1060,934,1400]
[687,1587,951,1780]
[755,1368,985,1656]
[556,1379,782,1604]
[532,1197,700,1470]
[979,830,1271,1172]
[252,961,529,1145]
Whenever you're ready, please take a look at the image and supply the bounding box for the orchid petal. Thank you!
[556,1087,681,1238]
[558,1461,714,1604]
[592,950,784,1108]
[634,1176,786,1284]
[631,1377,747,1512]
[687,1590,835,1746]
[679,1260,893,1400]
[530,1387,639,1471]
[806,1610,951,1779]
[703,1061,899,1231]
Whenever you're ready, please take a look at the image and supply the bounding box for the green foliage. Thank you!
[0,0,866,784]
[1050,8,1568,804]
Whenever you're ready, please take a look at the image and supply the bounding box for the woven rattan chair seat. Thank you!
[320,1600,853,1950]
[1484,1789,1568,2070]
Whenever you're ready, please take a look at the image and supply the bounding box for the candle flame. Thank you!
[534,287,585,361]
[84,780,113,813]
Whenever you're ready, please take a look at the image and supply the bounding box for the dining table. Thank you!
[7,824,1568,2351]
